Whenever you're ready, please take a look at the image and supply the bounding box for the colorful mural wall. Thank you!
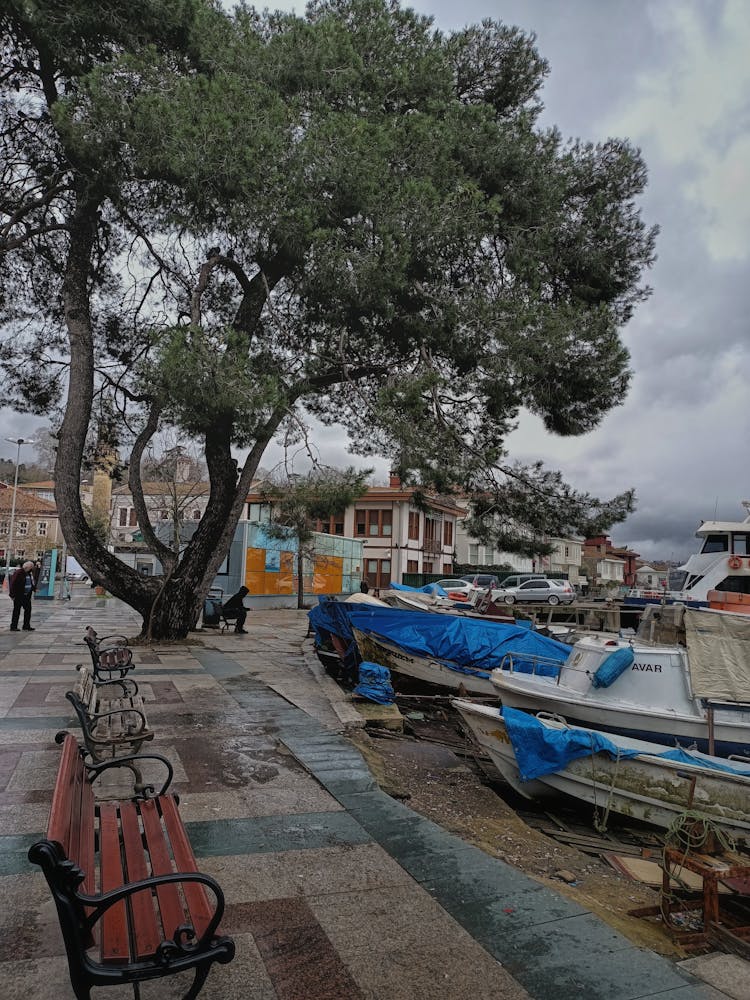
[242,524,362,597]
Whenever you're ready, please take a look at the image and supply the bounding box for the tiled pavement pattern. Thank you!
[0,591,725,999]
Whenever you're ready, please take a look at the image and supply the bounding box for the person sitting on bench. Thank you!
[222,586,250,633]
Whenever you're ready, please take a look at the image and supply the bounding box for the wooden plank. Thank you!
[99,802,130,964]
[47,735,80,854]
[160,796,213,940]
[120,802,161,960]
[140,799,185,944]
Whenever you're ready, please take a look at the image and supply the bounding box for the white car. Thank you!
[433,578,476,597]
[494,578,575,605]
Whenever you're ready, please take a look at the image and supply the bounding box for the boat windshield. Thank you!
[668,569,688,591]
[700,533,729,554]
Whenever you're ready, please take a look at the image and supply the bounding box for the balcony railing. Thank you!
[423,539,443,557]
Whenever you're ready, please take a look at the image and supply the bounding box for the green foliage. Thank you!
[260,467,371,545]
[0,0,657,625]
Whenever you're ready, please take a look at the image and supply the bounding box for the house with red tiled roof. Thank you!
[0,484,61,562]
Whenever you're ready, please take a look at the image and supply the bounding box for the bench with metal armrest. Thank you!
[29,734,234,1000]
[83,625,134,681]
[67,664,153,766]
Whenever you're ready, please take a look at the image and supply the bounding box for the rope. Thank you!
[659,811,736,924]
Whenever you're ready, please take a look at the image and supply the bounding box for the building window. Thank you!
[160,510,169,520]
[407,560,418,573]
[315,515,344,535]
[443,562,452,573]
[443,521,453,546]
[468,543,479,563]
[564,545,570,558]
[192,509,201,520]
[354,509,392,538]
[37,521,47,536]
[16,520,28,537]
[0,521,8,535]
[118,507,137,527]
[423,561,433,573]
[408,511,420,540]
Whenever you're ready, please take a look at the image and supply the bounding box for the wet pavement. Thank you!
[0,590,731,999]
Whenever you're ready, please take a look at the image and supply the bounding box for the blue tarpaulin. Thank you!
[354,662,395,704]
[345,607,571,675]
[501,706,750,781]
[389,581,448,596]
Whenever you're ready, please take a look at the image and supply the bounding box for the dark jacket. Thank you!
[223,587,249,613]
[9,567,34,599]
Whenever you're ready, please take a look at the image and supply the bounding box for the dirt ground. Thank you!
[350,725,685,957]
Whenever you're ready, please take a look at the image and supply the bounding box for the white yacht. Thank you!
[626,501,750,607]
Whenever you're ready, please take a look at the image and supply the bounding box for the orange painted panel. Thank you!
[312,555,343,594]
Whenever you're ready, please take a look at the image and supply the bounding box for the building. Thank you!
[542,536,585,585]
[0,484,61,563]
[582,535,627,590]
[246,474,462,590]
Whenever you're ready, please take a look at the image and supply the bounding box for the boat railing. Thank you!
[499,651,565,684]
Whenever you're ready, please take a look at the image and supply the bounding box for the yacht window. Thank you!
[732,533,749,555]
[668,570,688,591]
[716,576,750,595]
[701,534,728,554]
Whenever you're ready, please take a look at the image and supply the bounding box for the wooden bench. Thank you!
[67,665,153,766]
[83,626,134,681]
[29,734,234,1000]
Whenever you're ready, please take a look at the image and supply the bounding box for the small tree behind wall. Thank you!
[260,468,371,608]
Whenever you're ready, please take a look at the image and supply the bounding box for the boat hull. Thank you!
[352,628,496,695]
[453,700,750,836]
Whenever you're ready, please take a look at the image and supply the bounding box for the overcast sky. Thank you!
[2,0,748,561]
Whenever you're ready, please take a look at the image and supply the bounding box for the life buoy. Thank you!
[728,556,743,570]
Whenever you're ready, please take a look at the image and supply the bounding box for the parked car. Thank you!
[460,573,501,592]
[434,578,476,596]
[494,578,575,605]
[495,573,547,590]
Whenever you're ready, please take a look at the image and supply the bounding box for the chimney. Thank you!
[389,472,401,489]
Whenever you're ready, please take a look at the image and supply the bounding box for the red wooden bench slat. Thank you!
[99,802,130,964]
[140,799,185,943]
[47,735,80,852]
[119,802,161,960]
[79,777,96,897]
[159,796,213,939]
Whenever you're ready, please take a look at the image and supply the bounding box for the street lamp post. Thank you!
[3,438,37,581]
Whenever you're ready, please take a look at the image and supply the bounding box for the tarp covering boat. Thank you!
[685,609,750,701]
[344,607,571,674]
[501,706,750,782]
[388,581,448,596]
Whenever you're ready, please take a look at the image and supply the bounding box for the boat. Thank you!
[452,700,750,838]
[490,611,750,757]
[383,587,516,623]
[348,607,571,695]
[307,602,572,696]
[625,501,750,608]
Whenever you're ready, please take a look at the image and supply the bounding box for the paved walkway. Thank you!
[0,592,726,999]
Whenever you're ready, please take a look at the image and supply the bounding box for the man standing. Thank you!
[9,560,36,631]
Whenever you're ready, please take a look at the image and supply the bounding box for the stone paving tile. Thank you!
[186,810,372,857]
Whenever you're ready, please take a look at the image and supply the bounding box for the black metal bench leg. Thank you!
[182,961,211,1000]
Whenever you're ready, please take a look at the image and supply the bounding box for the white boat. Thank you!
[626,501,750,608]
[490,620,750,758]
[352,626,497,695]
[347,607,572,697]
[452,699,750,837]
[384,588,515,623]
